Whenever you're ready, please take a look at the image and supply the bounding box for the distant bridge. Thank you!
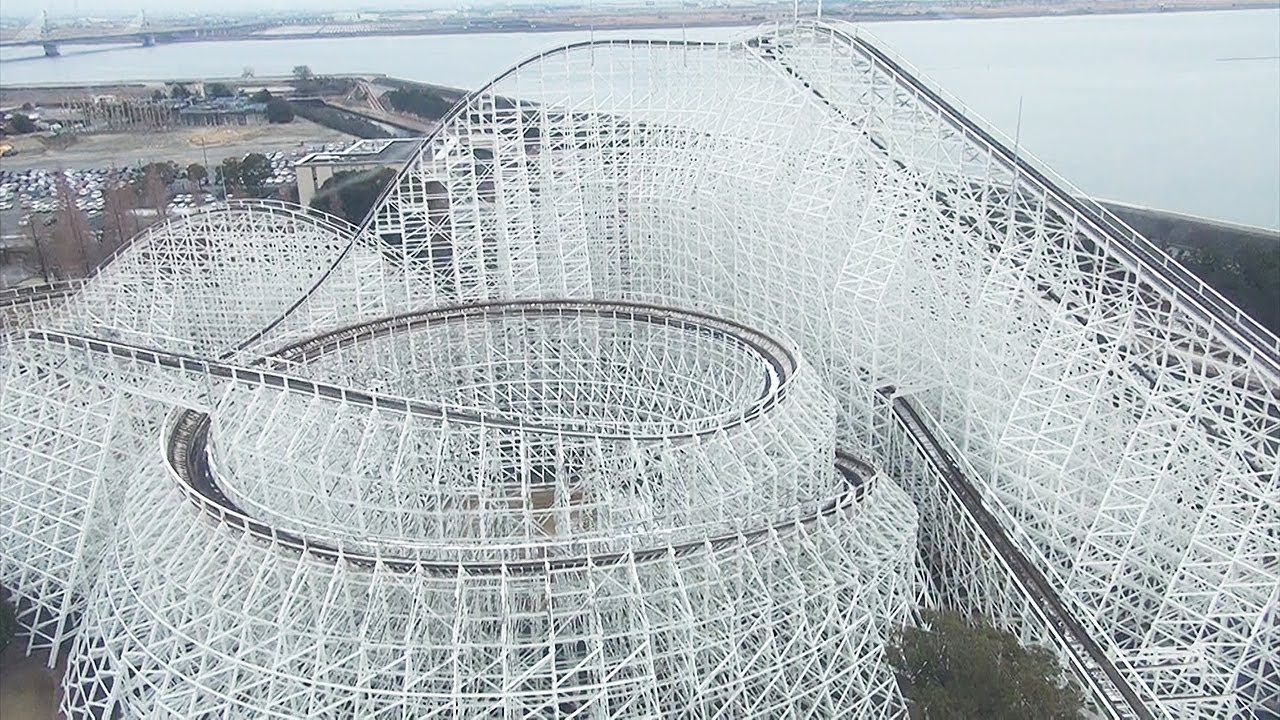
[0,12,278,57]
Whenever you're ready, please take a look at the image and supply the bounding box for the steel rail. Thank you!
[0,281,85,306]
[16,298,798,441]
[229,39,730,358]
[833,26,1280,377]
[269,296,796,392]
[890,392,1154,720]
[166,402,869,576]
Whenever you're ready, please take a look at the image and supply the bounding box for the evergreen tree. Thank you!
[0,585,17,654]
[889,610,1084,720]
[310,168,396,226]
[239,153,273,196]
[266,99,295,124]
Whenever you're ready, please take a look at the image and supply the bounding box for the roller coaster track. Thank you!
[167,406,870,576]
[0,281,82,309]
[15,304,1155,712]
[12,299,860,578]
[748,24,1276,378]
[889,392,1154,720]
[0,283,81,335]
[4,31,1262,715]
[839,27,1280,377]
[16,298,796,440]
[750,35,1251,715]
[778,37,1162,707]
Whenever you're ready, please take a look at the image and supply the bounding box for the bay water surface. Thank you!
[2,9,1277,228]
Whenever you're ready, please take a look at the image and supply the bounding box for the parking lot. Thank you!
[0,167,134,217]
[0,140,363,289]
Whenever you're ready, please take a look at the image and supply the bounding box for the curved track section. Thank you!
[265,298,799,436]
[2,298,915,717]
[43,200,357,356]
[206,299,839,560]
[69,440,916,718]
[169,406,873,575]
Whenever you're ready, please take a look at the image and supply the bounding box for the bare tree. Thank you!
[25,219,53,284]
[50,173,94,278]
[144,165,170,221]
[102,172,140,257]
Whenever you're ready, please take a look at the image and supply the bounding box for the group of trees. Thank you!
[251,89,296,124]
[310,168,396,226]
[5,112,39,134]
[889,610,1083,719]
[385,85,456,121]
[141,83,294,124]
[0,585,16,655]
[23,171,143,282]
[218,153,273,196]
[16,147,297,285]
[206,82,235,99]
[17,159,221,284]
[125,153,277,203]
[291,102,391,139]
[267,100,295,124]
[3,102,41,134]
[290,64,353,96]
[148,86,206,102]
[1171,243,1279,333]
[150,83,195,101]
[1104,204,1280,336]
[160,82,234,99]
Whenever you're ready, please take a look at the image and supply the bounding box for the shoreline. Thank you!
[0,4,1275,74]
[1,4,1276,90]
[1099,198,1280,238]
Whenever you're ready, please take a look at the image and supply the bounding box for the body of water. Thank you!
[2,10,1277,229]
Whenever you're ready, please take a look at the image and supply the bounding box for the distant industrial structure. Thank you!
[45,95,268,131]
[58,96,177,131]
[1,10,277,57]
[176,97,268,127]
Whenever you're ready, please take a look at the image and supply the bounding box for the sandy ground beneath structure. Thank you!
[0,645,63,720]
[0,119,353,172]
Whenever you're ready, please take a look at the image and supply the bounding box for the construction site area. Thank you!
[0,120,350,171]
[0,73,450,168]
[0,73,464,294]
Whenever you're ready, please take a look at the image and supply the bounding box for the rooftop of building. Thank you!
[295,137,424,169]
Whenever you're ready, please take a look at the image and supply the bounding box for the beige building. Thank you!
[294,138,422,207]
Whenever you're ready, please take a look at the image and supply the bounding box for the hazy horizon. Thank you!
[1,0,666,22]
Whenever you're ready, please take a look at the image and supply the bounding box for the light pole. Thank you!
[199,137,218,202]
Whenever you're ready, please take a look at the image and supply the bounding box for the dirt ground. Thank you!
[0,119,353,172]
[0,645,62,720]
